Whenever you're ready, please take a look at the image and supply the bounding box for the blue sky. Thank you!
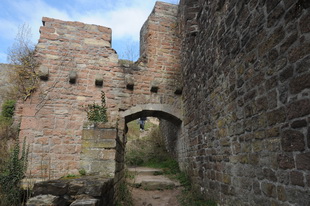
[0,0,179,63]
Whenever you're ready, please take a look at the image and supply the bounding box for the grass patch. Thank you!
[116,170,134,206]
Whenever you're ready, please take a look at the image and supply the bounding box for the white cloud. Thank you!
[78,7,149,41]
[0,0,179,63]
[8,0,72,43]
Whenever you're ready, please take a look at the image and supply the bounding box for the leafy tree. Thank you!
[7,24,39,100]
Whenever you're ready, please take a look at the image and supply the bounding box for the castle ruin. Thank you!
[14,0,310,205]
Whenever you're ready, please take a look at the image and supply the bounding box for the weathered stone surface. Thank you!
[277,186,287,201]
[70,199,99,206]
[289,73,310,94]
[290,171,305,186]
[26,195,59,206]
[261,182,277,198]
[82,129,116,140]
[267,108,287,126]
[281,130,305,152]
[287,99,310,120]
[278,154,295,169]
[296,152,310,170]
[33,180,69,196]
[263,168,277,182]
[291,119,307,128]
[28,176,114,206]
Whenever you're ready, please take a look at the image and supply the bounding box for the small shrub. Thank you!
[116,179,133,206]
[79,168,86,176]
[86,91,108,123]
[1,100,16,119]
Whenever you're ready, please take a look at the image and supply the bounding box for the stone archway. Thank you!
[119,103,183,162]
[121,104,182,125]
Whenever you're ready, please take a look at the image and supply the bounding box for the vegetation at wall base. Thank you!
[116,175,134,206]
[0,138,29,206]
[0,99,18,172]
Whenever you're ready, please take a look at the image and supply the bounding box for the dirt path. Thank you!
[128,167,182,206]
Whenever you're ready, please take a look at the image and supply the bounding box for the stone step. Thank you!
[127,167,181,191]
[131,175,179,190]
[128,167,163,176]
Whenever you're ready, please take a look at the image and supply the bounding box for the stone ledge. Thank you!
[27,176,114,206]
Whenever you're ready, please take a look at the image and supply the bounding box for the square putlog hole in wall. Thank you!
[69,71,77,84]
[126,84,134,90]
[38,65,49,81]
[150,86,159,93]
[150,79,160,93]
[125,75,134,91]
[95,74,104,87]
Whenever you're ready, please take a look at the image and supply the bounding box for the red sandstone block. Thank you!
[22,106,36,116]
[39,26,55,34]
[50,145,63,154]
[20,117,39,130]
[62,136,77,144]
[41,33,59,40]
[98,26,111,33]
[50,137,61,145]
[32,144,44,153]
[36,137,49,145]
[67,161,78,170]
[62,145,79,154]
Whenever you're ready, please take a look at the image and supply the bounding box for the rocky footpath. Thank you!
[128,167,182,206]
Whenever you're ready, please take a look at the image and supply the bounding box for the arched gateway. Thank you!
[16,2,181,179]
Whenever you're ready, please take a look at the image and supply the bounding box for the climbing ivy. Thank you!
[86,91,108,123]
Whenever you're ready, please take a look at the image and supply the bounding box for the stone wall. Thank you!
[177,0,310,205]
[26,176,114,206]
[140,1,182,98]
[16,17,121,178]
[159,119,180,157]
[16,1,310,204]
[17,1,182,179]
[81,125,118,177]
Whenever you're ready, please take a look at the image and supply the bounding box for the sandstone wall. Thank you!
[178,0,310,205]
[17,1,183,179]
[16,17,121,178]
[140,1,181,92]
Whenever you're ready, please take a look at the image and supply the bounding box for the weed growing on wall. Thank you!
[1,99,16,120]
[0,138,29,206]
[86,91,108,123]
